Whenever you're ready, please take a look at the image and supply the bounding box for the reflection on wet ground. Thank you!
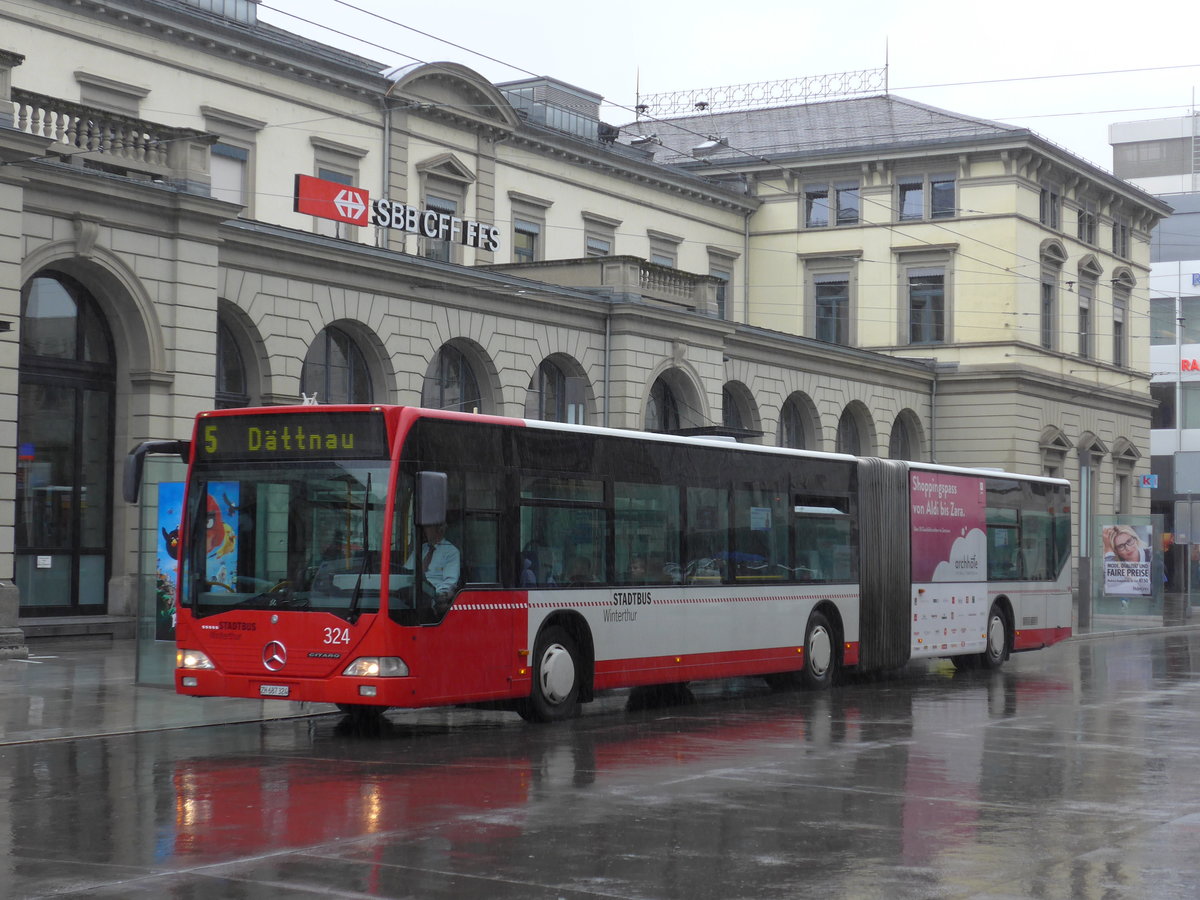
[1,631,1199,898]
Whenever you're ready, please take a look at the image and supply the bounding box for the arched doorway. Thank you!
[16,271,116,615]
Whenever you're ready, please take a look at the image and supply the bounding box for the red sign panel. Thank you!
[293,174,370,227]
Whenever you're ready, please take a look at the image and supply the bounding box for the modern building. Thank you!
[0,0,1167,648]
[1110,112,1200,586]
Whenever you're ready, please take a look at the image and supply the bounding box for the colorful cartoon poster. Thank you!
[909,472,988,659]
[156,482,239,641]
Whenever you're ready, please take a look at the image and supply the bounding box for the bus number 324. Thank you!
[324,627,351,645]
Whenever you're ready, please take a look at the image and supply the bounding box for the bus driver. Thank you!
[406,522,460,611]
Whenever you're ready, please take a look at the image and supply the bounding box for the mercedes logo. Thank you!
[262,640,287,672]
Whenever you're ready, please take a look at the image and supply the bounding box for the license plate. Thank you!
[259,684,289,697]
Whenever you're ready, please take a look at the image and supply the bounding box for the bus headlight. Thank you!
[343,657,409,677]
[177,649,215,670]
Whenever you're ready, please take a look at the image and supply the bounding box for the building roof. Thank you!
[620,94,1027,165]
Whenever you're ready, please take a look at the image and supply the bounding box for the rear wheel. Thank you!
[517,626,582,723]
[979,602,1010,669]
[800,611,837,689]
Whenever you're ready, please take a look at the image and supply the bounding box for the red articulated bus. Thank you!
[125,404,1072,722]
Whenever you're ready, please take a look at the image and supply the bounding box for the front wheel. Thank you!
[517,626,582,723]
[800,610,837,689]
[979,602,1010,670]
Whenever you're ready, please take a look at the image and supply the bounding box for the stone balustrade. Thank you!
[11,88,213,193]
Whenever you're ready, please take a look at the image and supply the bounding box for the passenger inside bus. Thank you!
[565,555,596,586]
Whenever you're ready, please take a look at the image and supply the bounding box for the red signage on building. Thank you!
[293,175,370,227]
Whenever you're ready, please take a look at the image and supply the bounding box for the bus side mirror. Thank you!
[415,471,448,526]
[124,440,189,503]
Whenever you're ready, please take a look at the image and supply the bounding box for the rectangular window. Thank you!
[685,485,728,584]
[1078,282,1093,358]
[1077,200,1097,245]
[1151,383,1175,429]
[804,186,830,227]
[929,174,956,218]
[791,496,857,583]
[1040,279,1056,350]
[731,485,788,583]
[814,273,850,345]
[835,182,860,225]
[1183,383,1200,429]
[648,231,681,268]
[1150,298,1175,346]
[805,181,860,227]
[1113,290,1127,367]
[898,175,924,220]
[585,236,611,257]
[908,268,945,344]
[513,219,539,262]
[614,482,680,585]
[210,142,248,208]
[1039,184,1061,229]
[424,194,458,262]
[710,266,732,320]
[583,212,619,258]
[1112,217,1130,257]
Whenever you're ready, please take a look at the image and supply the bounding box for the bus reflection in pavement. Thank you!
[167,671,1070,878]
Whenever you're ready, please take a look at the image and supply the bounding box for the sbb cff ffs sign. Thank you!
[294,175,500,251]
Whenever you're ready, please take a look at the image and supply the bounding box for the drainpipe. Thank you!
[742,207,751,323]
[929,370,938,464]
[603,304,611,428]
[379,98,390,249]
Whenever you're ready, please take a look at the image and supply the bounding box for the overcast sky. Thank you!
[258,0,1196,172]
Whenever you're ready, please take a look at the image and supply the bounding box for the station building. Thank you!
[0,0,1168,647]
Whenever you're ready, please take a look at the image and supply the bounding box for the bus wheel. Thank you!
[518,626,581,723]
[979,603,1010,670]
[801,611,837,689]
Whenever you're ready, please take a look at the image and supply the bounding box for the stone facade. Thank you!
[0,0,1169,631]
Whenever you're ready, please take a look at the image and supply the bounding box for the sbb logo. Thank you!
[294,175,370,226]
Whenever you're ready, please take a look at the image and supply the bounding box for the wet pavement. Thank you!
[1,631,1200,898]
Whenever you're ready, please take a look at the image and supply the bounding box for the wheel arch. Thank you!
[535,611,595,702]
[810,599,845,667]
[989,594,1015,656]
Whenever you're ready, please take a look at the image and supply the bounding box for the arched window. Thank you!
[645,378,680,432]
[424,344,482,412]
[722,385,745,431]
[779,394,815,450]
[17,271,115,613]
[836,407,863,456]
[216,320,249,409]
[888,415,916,460]
[526,359,586,423]
[301,326,372,404]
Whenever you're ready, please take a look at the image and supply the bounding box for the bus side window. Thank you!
[792,496,856,583]
[615,481,680,585]
[463,512,500,586]
[686,486,728,583]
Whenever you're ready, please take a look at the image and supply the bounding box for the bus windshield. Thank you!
[182,461,391,621]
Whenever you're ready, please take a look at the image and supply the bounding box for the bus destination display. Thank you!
[196,411,389,461]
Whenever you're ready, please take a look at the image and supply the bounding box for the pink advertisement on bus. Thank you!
[909,471,987,583]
